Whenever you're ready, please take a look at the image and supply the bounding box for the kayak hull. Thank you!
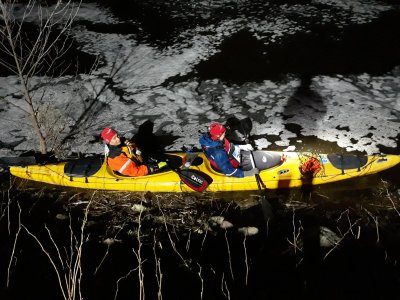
[9,151,400,192]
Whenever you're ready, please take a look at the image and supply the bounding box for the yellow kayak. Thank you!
[9,151,400,192]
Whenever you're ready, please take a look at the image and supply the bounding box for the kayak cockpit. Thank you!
[205,151,284,174]
[327,154,368,170]
[64,156,104,178]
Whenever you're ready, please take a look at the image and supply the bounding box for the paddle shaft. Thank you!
[240,123,266,190]
[248,149,266,190]
[239,121,274,223]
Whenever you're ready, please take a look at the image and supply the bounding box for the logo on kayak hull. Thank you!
[277,169,290,175]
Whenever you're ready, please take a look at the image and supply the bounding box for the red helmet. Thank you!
[101,127,117,144]
[209,122,226,140]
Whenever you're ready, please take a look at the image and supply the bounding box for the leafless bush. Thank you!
[3,184,91,298]
[0,0,81,154]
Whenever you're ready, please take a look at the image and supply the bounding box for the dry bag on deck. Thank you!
[300,158,321,177]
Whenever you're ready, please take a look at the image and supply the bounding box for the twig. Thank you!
[132,198,145,300]
[7,201,22,287]
[156,197,189,269]
[197,263,204,300]
[386,189,400,217]
[200,230,208,252]
[22,224,68,300]
[21,192,93,300]
[186,230,192,252]
[363,208,380,243]
[94,223,126,275]
[243,235,249,286]
[224,230,234,281]
[221,272,231,300]
[287,208,303,254]
[324,218,360,259]
[153,231,163,300]
[114,267,138,300]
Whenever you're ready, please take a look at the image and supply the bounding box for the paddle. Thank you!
[237,119,263,185]
[175,168,212,192]
[162,153,213,192]
[237,118,275,224]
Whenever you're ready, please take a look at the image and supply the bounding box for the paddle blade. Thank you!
[225,117,253,143]
[240,117,253,136]
[177,169,213,192]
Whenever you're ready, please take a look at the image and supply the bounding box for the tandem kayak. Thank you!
[8,151,400,192]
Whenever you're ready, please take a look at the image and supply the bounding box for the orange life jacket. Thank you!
[106,140,148,177]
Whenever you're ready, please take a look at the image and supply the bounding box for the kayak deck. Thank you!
[9,151,400,192]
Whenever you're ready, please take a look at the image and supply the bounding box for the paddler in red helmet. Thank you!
[101,127,165,176]
[199,122,259,178]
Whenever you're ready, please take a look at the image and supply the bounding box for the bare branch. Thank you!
[224,230,234,281]
[0,0,82,153]
[132,198,145,300]
[153,231,163,300]
[22,224,69,300]
[20,193,92,300]
[243,235,249,286]
[7,201,22,287]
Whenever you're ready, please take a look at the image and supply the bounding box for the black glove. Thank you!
[147,156,158,164]
[147,164,159,174]
[243,168,259,177]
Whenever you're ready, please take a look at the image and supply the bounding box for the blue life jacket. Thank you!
[199,133,244,178]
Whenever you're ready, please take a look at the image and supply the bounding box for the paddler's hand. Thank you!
[147,164,158,174]
[147,161,167,174]
[157,161,167,169]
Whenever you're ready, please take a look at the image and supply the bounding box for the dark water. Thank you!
[2,164,400,299]
[2,1,400,82]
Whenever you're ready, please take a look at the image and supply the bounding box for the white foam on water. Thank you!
[0,1,399,156]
